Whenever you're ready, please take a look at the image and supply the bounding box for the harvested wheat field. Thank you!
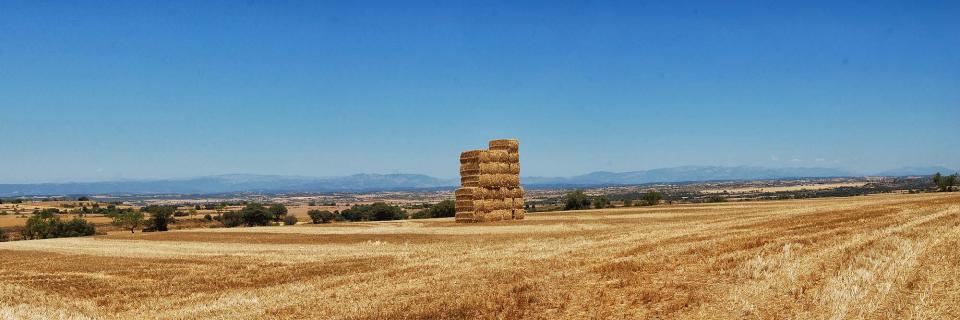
[2,193,959,319]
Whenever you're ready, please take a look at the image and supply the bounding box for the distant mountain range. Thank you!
[0,166,954,196]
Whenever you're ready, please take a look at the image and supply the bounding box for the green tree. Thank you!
[933,172,958,192]
[308,210,336,224]
[216,203,227,220]
[142,205,177,232]
[222,211,244,227]
[641,190,663,206]
[0,228,7,242]
[112,211,145,233]
[592,196,610,209]
[564,190,591,210]
[413,200,456,219]
[283,215,298,225]
[24,211,96,239]
[268,204,288,222]
[623,199,633,207]
[340,203,405,221]
[241,203,273,226]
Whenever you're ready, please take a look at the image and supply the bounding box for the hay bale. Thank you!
[512,209,525,220]
[489,139,519,153]
[510,197,525,210]
[455,187,480,198]
[461,162,511,175]
[506,153,519,163]
[455,199,479,211]
[479,174,520,188]
[506,187,525,198]
[476,187,503,199]
[460,150,483,164]
[479,150,510,163]
[460,175,480,187]
[455,211,476,222]
[472,199,511,212]
[508,163,520,175]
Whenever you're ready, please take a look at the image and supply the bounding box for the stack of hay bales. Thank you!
[455,139,524,223]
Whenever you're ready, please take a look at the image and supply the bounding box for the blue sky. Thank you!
[1,1,958,183]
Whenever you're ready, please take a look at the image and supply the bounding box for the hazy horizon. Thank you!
[2,2,958,183]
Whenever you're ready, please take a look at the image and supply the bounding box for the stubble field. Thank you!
[1,192,958,319]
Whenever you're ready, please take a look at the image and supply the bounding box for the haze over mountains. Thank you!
[0,166,954,196]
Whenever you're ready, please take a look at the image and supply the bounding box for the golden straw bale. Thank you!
[506,153,519,163]
[509,163,520,175]
[460,150,482,162]
[510,197,525,209]
[461,175,479,187]
[479,150,510,163]
[481,163,510,174]
[455,211,476,222]
[479,174,520,188]
[507,187,525,198]
[512,209,525,220]
[489,139,519,153]
[455,187,479,198]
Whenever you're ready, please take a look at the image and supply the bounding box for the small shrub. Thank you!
[592,196,610,209]
[222,211,244,227]
[340,203,405,221]
[203,214,213,221]
[283,215,298,225]
[0,228,7,242]
[23,212,96,239]
[641,191,663,206]
[173,211,189,217]
[564,190,591,210]
[308,210,336,224]
[268,204,288,222]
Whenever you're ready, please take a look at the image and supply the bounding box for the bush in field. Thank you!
[340,203,406,221]
[241,203,273,226]
[222,211,244,227]
[23,211,96,239]
[203,214,213,221]
[592,196,610,209]
[141,205,177,232]
[706,196,727,203]
[112,211,144,233]
[268,204,288,222]
[308,210,337,224]
[641,190,663,206]
[412,200,456,219]
[283,215,298,225]
[564,190,591,210]
[0,228,7,242]
[933,172,958,192]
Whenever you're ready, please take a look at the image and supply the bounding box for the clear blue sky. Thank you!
[1,1,958,183]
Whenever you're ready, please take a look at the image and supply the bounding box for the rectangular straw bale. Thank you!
[455,187,479,198]
[478,174,521,188]
[460,151,483,165]
[461,175,479,187]
[512,209,525,220]
[506,187,524,198]
[455,211,476,222]
[509,163,520,175]
[461,162,511,175]
[489,139,519,153]
[510,197,525,209]
[479,150,510,163]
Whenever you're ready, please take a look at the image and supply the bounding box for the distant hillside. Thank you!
[523,166,855,186]
[874,166,958,177]
[0,165,947,196]
[0,174,457,196]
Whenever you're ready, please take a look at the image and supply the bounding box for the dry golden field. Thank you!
[1,192,959,319]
